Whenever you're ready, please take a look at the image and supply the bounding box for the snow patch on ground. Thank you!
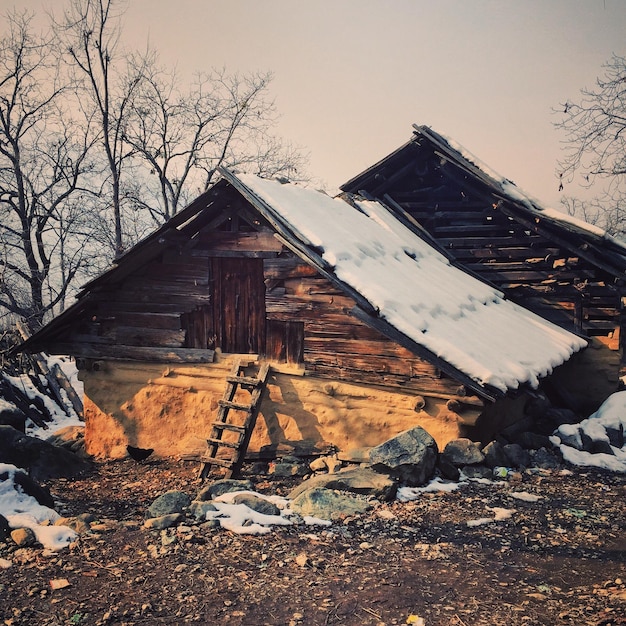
[0,463,77,551]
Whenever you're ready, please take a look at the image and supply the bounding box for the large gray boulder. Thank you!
[147,490,191,519]
[290,487,372,521]
[369,426,438,487]
[289,467,397,502]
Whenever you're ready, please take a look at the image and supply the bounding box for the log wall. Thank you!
[51,212,479,407]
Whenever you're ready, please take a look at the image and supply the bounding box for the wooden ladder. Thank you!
[198,359,270,480]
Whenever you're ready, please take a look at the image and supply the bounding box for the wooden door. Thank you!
[211,257,266,354]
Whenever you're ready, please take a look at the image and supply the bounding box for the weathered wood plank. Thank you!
[263,257,319,280]
[96,312,183,330]
[305,362,461,395]
[197,230,285,252]
[46,343,216,363]
[110,326,186,348]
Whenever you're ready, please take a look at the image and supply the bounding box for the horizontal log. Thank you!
[96,312,182,330]
[438,235,543,248]
[197,230,284,252]
[305,362,462,396]
[191,249,280,259]
[473,268,596,282]
[304,337,420,360]
[304,349,454,383]
[44,342,216,363]
[452,246,562,260]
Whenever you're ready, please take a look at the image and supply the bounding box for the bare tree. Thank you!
[57,0,145,257]
[123,62,308,222]
[555,54,626,236]
[0,10,97,330]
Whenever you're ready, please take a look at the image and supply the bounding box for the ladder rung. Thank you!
[207,438,239,449]
[226,375,262,387]
[201,457,233,468]
[219,400,252,412]
[211,422,246,433]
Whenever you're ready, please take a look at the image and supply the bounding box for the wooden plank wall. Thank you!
[47,212,465,398]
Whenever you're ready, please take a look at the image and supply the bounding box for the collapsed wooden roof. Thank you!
[20,168,587,400]
[341,124,626,338]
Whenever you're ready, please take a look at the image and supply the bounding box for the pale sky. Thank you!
[8,0,626,208]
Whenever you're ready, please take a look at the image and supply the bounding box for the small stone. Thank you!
[309,458,327,472]
[188,501,218,520]
[231,493,280,516]
[143,513,185,530]
[11,527,37,547]
[147,491,191,518]
[295,553,308,567]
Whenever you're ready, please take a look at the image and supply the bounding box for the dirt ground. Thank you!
[1,458,625,626]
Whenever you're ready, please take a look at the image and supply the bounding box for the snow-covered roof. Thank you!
[440,131,626,252]
[226,170,588,396]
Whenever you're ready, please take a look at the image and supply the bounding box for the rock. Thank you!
[544,408,579,427]
[500,416,536,442]
[579,429,614,455]
[143,514,185,530]
[337,447,372,464]
[524,396,552,420]
[0,467,54,509]
[482,441,510,469]
[606,425,624,449]
[270,457,309,477]
[503,443,531,469]
[231,493,280,516]
[309,458,327,472]
[309,456,342,473]
[441,438,484,466]
[46,426,91,460]
[55,517,91,534]
[11,527,37,547]
[0,425,90,480]
[516,432,552,451]
[249,462,269,475]
[0,405,26,432]
[461,465,493,479]
[195,479,254,501]
[436,455,460,481]
[532,447,561,469]
[290,487,372,520]
[554,432,583,451]
[0,514,11,542]
[369,426,438,487]
[188,501,218,520]
[289,467,397,502]
[147,491,191,519]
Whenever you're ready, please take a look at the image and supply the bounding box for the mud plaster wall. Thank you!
[79,358,480,460]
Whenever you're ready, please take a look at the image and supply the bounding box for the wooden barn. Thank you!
[341,124,626,415]
[20,169,588,464]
